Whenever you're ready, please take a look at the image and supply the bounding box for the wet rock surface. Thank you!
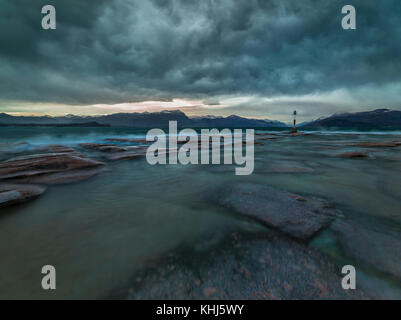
[0,184,46,208]
[0,153,105,184]
[211,183,339,240]
[331,218,401,280]
[117,233,364,300]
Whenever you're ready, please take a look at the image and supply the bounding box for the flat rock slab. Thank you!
[0,184,46,208]
[331,218,401,280]
[0,153,105,184]
[118,233,364,300]
[212,183,338,240]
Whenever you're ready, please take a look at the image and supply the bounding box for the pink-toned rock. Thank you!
[79,143,128,153]
[288,132,309,137]
[103,146,148,161]
[40,145,77,153]
[0,153,104,184]
[0,184,46,208]
[203,287,217,297]
[336,151,368,158]
[293,196,307,202]
[26,167,106,184]
[254,141,265,146]
[79,143,147,161]
[256,136,280,141]
[104,138,149,144]
[255,133,280,136]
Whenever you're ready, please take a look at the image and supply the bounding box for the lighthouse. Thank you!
[291,110,297,133]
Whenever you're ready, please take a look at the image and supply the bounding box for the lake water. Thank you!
[0,127,400,299]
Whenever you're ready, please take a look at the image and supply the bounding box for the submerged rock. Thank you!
[0,184,46,208]
[336,151,368,158]
[80,143,147,161]
[288,132,310,137]
[257,160,315,173]
[79,143,128,153]
[331,218,401,280]
[212,183,338,240]
[102,145,147,161]
[254,141,265,146]
[350,141,401,148]
[0,153,105,184]
[255,135,280,141]
[39,145,78,154]
[26,167,106,184]
[104,138,149,144]
[119,233,364,300]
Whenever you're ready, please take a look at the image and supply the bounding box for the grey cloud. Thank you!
[0,0,400,109]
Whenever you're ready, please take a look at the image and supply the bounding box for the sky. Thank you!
[0,0,400,122]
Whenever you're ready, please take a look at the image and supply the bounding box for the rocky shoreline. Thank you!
[1,135,401,299]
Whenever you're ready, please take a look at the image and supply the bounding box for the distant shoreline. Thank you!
[0,122,110,127]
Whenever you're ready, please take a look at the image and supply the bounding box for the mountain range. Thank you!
[302,109,401,130]
[0,110,286,128]
[1,108,401,129]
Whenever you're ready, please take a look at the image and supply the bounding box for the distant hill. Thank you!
[0,110,287,128]
[0,121,108,127]
[301,109,401,130]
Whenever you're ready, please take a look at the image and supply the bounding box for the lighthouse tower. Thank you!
[291,110,297,133]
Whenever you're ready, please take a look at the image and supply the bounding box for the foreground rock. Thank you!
[331,218,401,280]
[212,183,339,240]
[0,184,46,208]
[116,233,364,300]
[0,153,105,184]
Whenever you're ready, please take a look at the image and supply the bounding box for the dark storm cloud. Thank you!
[0,0,400,105]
